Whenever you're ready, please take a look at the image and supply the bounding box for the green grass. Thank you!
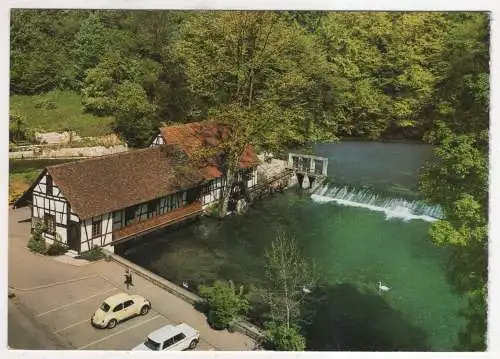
[10,90,115,137]
[10,171,40,183]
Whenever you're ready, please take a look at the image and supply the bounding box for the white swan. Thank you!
[378,281,390,292]
[302,286,311,294]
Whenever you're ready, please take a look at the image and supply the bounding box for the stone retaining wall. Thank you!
[9,145,128,159]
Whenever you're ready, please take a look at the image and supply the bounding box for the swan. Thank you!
[378,281,390,292]
[182,281,189,289]
[302,286,311,294]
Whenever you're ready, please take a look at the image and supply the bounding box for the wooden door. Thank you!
[67,220,81,252]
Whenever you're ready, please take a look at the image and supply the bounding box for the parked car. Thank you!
[132,323,200,351]
[91,292,151,329]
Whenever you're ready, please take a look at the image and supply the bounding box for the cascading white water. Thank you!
[311,184,444,222]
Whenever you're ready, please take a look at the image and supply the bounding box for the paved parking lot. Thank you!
[16,275,214,351]
[9,206,256,351]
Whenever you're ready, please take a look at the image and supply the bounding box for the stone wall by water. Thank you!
[256,154,298,188]
[9,144,128,159]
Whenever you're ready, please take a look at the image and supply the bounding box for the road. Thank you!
[8,296,69,350]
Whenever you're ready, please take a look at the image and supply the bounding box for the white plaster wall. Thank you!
[81,213,113,249]
[101,213,113,246]
[55,225,67,243]
[81,219,92,244]
[150,134,165,147]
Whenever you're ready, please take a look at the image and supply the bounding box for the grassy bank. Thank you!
[9,158,76,204]
[10,90,114,137]
[9,171,39,203]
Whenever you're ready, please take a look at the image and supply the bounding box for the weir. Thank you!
[311,183,444,222]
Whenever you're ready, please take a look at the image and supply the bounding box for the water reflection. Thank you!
[302,283,430,351]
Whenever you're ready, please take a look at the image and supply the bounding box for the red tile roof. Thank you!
[159,121,260,178]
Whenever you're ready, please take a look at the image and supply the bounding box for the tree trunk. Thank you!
[218,167,235,218]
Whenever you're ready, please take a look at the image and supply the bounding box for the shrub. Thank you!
[264,321,306,351]
[9,188,25,204]
[76,245,105,261]
[27,236,47,254]
[199,280,250,330]
[205,203,221,218]
[27,221,47,254]
[46,242,68,256]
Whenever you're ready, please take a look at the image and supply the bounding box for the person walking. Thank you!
[124,268,133,290]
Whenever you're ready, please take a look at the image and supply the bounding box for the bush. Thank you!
[76,245,105,261]
[264,321,306,351]
[46,242,68,256]
[27,221,47,254]
[27,236,47,254]
[199,280,250,330]
[9,188,25,204]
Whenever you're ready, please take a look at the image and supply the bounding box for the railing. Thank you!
[249,168,294,193]
[112,201,203,243]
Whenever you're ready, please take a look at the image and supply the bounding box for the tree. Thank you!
[193,103,294,217]
[419,12,489,351]
[264,320,306,351]
[316,12,451,139]
[113,81,157,148]
[10,9,85,93]
[172,11,335,144]
[72,12,109,87]
[261,228,316,330]
[199,280,250,330]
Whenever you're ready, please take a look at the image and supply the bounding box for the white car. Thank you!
[91,292,151,329]
[133,323,200,351]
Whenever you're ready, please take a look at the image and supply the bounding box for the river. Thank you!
[123,141,465,351]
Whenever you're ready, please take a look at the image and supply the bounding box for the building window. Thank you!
[46,176,53,196]
[125,206,136,225]
[92,219,102,238]
[44,213,56,234]
[147,199,159,218]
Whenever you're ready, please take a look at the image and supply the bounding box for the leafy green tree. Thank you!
[113,81,157,148]
[173,11,335,144]
[10,9,84,93]
[199,280,250,330]
[420,12,489,351]
[264,321,306,351]
[72,12,109,87]
[316,12,451,139]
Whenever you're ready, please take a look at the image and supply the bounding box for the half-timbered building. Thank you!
[150,121,259,208]
[14,124,260,253]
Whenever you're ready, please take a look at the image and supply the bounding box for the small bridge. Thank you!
[287,153,329,190]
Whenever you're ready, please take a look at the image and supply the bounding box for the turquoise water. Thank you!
[123,142,466,351]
